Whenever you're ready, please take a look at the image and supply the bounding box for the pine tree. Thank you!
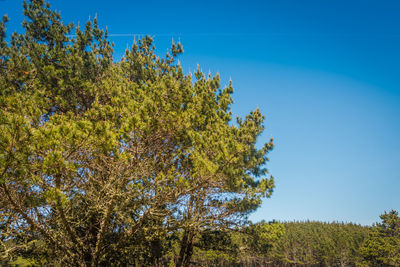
[360,210,400,266]
[0,1,274,265]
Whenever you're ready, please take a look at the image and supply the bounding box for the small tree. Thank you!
[0,0,274,266]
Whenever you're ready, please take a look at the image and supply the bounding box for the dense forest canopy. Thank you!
[0,1,399,266]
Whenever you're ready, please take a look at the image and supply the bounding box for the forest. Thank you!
[0,0,399,266]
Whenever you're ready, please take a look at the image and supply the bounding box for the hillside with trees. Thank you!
[0,1,399,266]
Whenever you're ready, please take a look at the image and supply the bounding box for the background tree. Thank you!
[259,221,369,266]
[360,210,400,266]
[187,219,370,267]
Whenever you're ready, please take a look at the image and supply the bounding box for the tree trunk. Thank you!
[176,229,195,267]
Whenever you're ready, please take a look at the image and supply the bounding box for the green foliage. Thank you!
[194,229,239,266]
[0,1,273,265]
[240,221,285,257]
[190,221,284,266]
[267,221,370,266]
[360,210,400,266]
[188,220,372,267]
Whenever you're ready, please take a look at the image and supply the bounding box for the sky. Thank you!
[1,0,399,226]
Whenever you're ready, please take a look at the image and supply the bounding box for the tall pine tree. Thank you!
[0,1,274,265]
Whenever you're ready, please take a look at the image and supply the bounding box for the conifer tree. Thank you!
[0,1,274,265]
[360,210,400,266]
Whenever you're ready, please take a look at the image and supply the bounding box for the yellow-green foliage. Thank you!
[360,210,400,266]
[0,1,274,265]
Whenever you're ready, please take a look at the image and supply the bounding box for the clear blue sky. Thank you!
[2,0,399,225]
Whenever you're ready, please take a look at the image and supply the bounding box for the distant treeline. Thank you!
[191,211,399,267]
[193,221,369,266]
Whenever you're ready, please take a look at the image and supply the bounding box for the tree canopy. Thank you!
[360,210,400,266]
[0,0,274,265]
